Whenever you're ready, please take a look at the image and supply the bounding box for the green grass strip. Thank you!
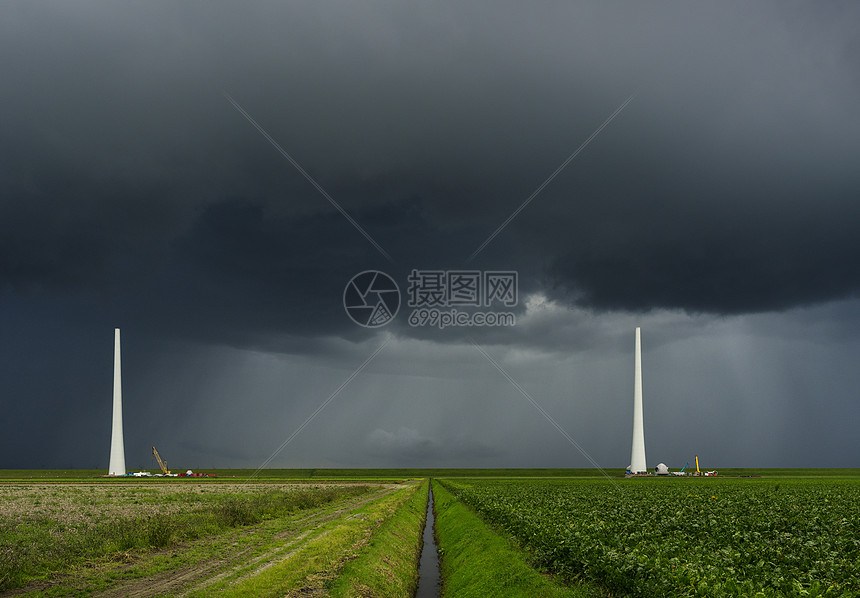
[209,482,420,597]
[327,478,429,598]
[433,481,606,598]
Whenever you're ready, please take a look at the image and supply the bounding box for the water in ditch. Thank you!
[415,483,441,597]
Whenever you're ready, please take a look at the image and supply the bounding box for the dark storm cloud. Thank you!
[2,1,858,339]
[2,2,860,470]
[541,181,860,314]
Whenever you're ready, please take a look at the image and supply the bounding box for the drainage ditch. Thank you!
[414,482,441,597]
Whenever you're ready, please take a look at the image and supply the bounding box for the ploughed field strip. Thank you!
[0,481,412,597]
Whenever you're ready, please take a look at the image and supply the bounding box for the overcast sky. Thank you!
[2,1,858,470]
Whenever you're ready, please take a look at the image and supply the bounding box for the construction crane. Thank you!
[695,455,700,475]
[672,461,690,476]
[152,446,170,475]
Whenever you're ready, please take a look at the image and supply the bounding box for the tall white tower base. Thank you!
[629,327,647,473]
[108,328,126,476]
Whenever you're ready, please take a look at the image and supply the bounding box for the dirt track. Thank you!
[1,483,402,597]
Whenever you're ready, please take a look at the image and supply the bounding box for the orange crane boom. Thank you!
[152,446,170,475]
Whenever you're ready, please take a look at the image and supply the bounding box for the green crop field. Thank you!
[438,477,860,597]
[3,470,859,596]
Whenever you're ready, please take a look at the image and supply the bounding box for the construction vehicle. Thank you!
[152,446,170,475]
[672,461,689,476]
[693,455,717,477]
[178,470,216,478]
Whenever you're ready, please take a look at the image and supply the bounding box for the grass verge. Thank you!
[327,479,429,598]
[433,482,606,598]
[200,481,420,597]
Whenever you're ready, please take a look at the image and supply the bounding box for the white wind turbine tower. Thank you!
[108,328,126,476]
[629,327,647,474]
